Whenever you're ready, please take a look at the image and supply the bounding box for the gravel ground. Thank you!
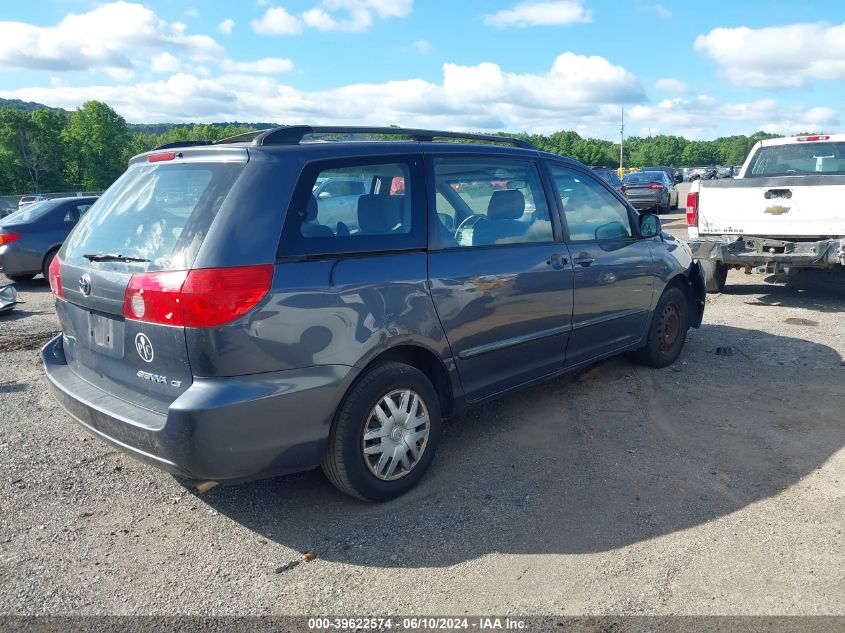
[1,235,844,615]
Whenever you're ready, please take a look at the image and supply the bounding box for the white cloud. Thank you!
[655,78,689,94]
[0,53,644,135]
[301,7,373,32]
[484,1,591,28]
[151,52,183,73]
[219,57,295,74]
[629,96,840,139]
[251,7,304,35]
[695,21,845,88]
[0,1,223,74]
[254,0,412,35]
[413,39,432,54]
[218,18,235,35]
[184,7,199,18]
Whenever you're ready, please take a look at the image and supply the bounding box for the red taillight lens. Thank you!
[796,135,829,142]
[148,151,177,162]
[123,270,188,325]
[48,254,63,298]
[686,192,699,226]
[648,183,664,190]
[0,232,21,246]
[123,265,274,327]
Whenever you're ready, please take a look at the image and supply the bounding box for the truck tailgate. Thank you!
[698,175,845,237]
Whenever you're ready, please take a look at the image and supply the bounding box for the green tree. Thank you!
[63,101,130,190]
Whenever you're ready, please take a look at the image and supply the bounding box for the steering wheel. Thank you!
[454,214,487,242]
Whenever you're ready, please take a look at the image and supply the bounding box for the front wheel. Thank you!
[631,285,690,368]
[322,362,442,501]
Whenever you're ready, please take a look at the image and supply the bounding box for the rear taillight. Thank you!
[123,265,274,327]
[796,135,830,142]
[48,254,63,299]
[686,192,699,227]
[0,232,21,246]
[648,183,664,190]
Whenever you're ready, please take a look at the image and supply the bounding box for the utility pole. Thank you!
[619,106,625,174]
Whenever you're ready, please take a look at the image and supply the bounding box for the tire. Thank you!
[631,285,690,369]
[701,259,728,293]
[41,248,59,281]
[6,273,35,282]
[322,361,442,502]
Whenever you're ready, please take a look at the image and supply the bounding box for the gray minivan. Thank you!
[42,126,705,501]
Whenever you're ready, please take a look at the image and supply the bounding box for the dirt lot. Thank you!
[1,229,844,615]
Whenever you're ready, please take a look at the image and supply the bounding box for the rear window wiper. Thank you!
[82,252,150,263]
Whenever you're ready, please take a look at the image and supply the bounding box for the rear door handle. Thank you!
[546,252,568,269]
[573,254,596,267]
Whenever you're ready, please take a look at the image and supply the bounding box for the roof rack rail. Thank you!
[252,126,535,149]
[152,140,213,151]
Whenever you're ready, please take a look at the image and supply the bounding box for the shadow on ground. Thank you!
[201,323,845,568]
[728,269,845,313]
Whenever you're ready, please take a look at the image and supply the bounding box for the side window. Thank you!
[279,157,424,257]
[431,157,554,248]
[550,165,633,242]
[64,204,91,224]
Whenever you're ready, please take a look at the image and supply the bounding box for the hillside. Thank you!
[0,97,67,114]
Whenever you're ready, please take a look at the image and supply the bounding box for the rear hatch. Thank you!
[54,149,248,413]
[623,173,665,204]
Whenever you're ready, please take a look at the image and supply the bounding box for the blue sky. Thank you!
[1,0,844,140]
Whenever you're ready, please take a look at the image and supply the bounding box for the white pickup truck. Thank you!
[687,134,845,292]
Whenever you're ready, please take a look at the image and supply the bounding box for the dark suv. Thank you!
[42,126,705,501]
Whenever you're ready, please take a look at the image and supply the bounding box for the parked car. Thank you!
[591,167,626,195]
[0,201,17,218]
[688,134,845,292]
[622,170,678,213]
[41,126,705,501]
[0,197,97,281]
[689,167,717,181]
[18,194,47,209]
[640,166,681,184]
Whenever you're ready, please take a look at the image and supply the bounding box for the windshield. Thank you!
[746,141,845,177]
[62,160,245,272]
[623,172,664,184]
[1,200,57,225]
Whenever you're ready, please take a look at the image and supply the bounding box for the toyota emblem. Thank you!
[78,273,91,296]
[135,332,154,363]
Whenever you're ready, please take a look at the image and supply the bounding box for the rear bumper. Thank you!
[42,335,355,482]
[688,236,845,273]
[627,194,663,210]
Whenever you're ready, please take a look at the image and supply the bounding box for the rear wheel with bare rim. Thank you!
[631,285,690,368]
[322,361,441,501]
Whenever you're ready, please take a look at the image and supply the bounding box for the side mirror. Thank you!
[318,191,332,199]
[639,213,661,238]
[595,221,629,241]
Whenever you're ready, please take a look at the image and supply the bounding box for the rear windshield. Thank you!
[1,200,57,225]
[746,142,845,177]
[623,171,664,184]
[63,161,244,272]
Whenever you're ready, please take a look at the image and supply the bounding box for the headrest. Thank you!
[487,189,525,220]
[357,194,403,234]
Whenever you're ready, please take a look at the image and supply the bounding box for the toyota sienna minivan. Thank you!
[42,126,705,501]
